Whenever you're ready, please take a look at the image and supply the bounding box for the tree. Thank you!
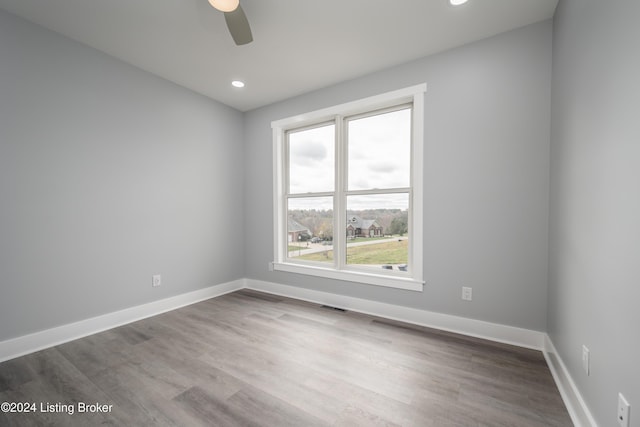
[389,213,408,236]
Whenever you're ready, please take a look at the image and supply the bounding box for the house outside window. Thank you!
[347,216,382,238]
[272,85,426,291]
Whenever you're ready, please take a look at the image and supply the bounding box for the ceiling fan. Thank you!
[208,0,253,45]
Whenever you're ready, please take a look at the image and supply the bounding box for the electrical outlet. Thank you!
[618,393,630,427]
[152,274,161,287]
[582,345,590,375]
[461,287,472,301]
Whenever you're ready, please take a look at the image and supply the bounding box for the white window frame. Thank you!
[272,84,426,292]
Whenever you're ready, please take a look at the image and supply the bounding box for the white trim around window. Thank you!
[272,84,426,292]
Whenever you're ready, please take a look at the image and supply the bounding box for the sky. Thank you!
[288,193,408,212]
[288,107,411,211]
[347,108,411,191]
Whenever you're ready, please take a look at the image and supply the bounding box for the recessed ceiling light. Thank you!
[231,80,245,88]
[450,0,469,5]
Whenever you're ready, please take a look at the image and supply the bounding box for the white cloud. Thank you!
[289,124,334,193]
[347,108,411,190]
[347,193,409,211]
[290,139,328,165]
[288,107,412,194]
[288,197,333,211]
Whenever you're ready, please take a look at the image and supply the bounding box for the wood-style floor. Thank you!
[0,289,572,426]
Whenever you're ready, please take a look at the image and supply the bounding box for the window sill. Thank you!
[272,262,424,292]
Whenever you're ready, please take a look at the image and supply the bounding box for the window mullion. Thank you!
[345,188,411,197]
[287,191,334,198]
[334,115,347,271]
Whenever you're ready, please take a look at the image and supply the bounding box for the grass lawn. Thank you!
[346,236,393,244]
[297,239,408,265]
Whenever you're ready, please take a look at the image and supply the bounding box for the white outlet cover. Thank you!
[582,345,590,375]
[152,274,162,287]
[461,287,472,301]
[618,393,630,427]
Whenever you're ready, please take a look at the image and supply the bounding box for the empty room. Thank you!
[0,0,638,426]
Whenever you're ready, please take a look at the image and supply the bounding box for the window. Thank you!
[272,84,425,291]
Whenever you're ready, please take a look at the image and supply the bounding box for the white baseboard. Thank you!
[244,278,545,350]
[1,275,595,427]
[543,335,598,427]
[0,279,244,363]
[0,276,551,369]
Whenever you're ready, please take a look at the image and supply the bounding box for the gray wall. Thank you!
[549,0,640,425]
[244,21,552,331]
[0,10,245,342]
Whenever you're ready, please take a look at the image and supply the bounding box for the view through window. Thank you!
[286,107,411,271]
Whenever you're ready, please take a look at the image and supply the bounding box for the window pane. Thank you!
[348,108,411,191]
[287,197,333,263]
[288,124,335,194]
[346,193,409,271]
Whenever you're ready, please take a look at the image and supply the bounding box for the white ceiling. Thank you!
[0,0,558,111]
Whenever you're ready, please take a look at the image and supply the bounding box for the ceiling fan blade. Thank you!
[224,5,253,45]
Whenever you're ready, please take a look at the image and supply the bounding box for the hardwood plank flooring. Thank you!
[0,289,572,426]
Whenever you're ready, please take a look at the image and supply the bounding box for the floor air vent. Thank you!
[321,305,347,312]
